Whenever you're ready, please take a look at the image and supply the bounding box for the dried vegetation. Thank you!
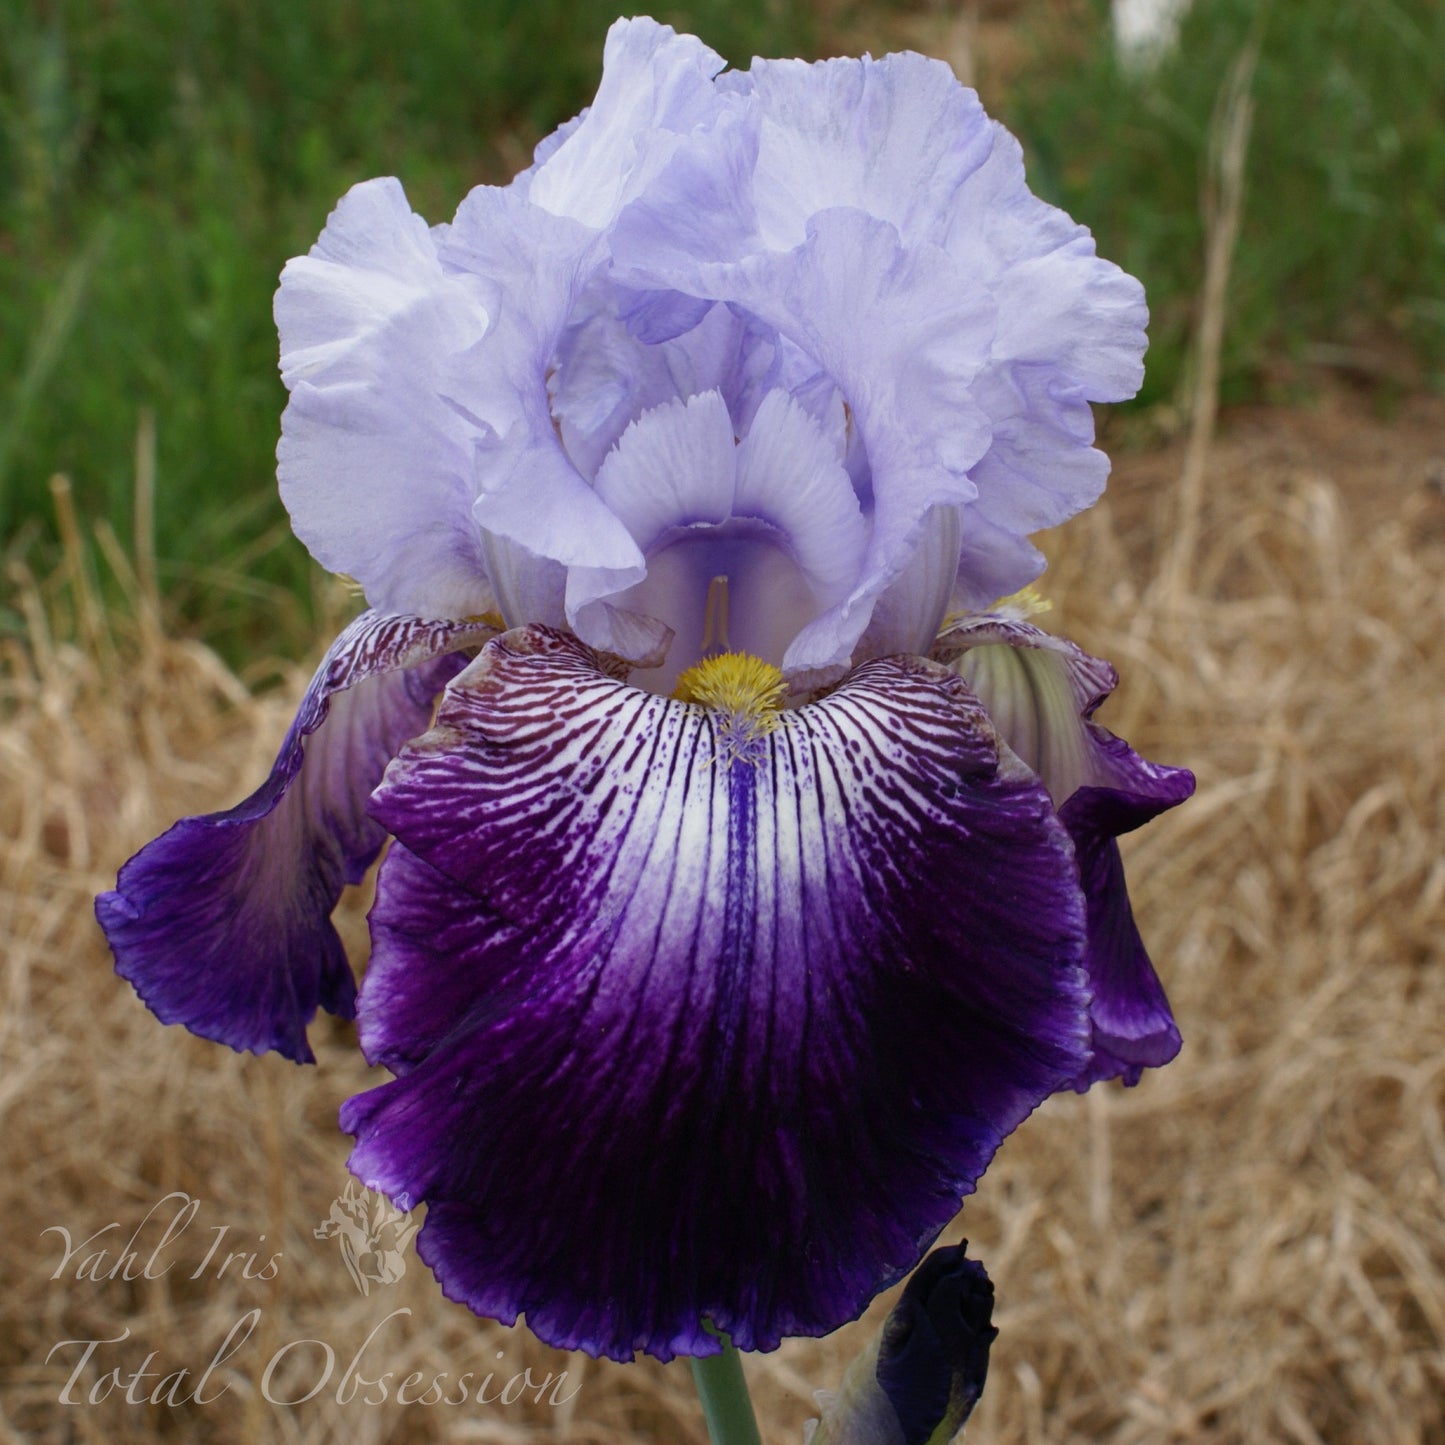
[3,387,1445,1443]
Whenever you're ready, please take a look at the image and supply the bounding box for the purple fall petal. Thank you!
[95,611,496,1062]
[1060,743,1194,1087]
[937,612,1194,1086]
[343,626,1091,1361]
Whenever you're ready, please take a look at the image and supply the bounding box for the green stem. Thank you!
[690,1335,763,1445]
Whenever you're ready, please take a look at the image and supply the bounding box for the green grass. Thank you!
[0,0,819,656]
[3,0,1442,656]
[1003,0,1445,410]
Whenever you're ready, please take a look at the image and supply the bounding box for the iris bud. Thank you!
[809,1243,997,1445]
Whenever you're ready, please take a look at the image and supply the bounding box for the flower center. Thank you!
[673,651,786,720]
[619,521,818,694]
[673,649,786,765]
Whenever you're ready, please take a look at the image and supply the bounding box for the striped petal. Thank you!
[936,611,1195,1086]
[96,612,496,1062]
[344,626,1090,1360]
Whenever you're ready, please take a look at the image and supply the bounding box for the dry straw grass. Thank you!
[4,381,1445,1443]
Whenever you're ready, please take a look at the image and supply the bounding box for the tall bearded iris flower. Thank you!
[97,18,1192,1365]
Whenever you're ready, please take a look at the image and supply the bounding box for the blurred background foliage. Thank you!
[2,0,1442,657]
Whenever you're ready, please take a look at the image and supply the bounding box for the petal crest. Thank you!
[345,626,1091,1359]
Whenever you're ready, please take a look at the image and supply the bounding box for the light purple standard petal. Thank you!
[569,387,868,688]
[526,17,729,228]
[737,51,999,252]
[344,626,1090,1361]
[940,118,1148,405]
[936,612,1194,1086]
[617,206,998,674]
[276,179,498,619]
[547,286,777,484]
[945,126,1146,579]
[95,612,496,1063]
[438,185,644,626]
[609,51,1147,629]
